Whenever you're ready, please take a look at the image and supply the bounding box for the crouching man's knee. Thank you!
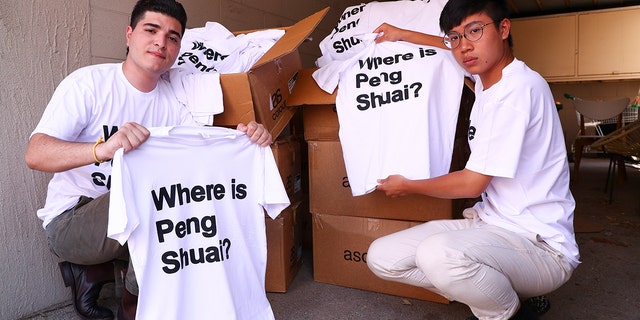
[366,237,393,279]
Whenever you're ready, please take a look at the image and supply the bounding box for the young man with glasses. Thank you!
[368,0,579,319]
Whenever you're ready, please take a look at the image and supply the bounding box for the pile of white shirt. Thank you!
[167,22,285,125]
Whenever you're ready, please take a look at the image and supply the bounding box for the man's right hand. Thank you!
[25,122,149,173]
[373,23,449,49]
[94,122,150,162]
[373,23,407,43]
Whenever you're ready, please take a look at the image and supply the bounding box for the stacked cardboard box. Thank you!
[210,8,329,293]
[288,68,476,303]
[265,135,305,293]
[264,199,304,293]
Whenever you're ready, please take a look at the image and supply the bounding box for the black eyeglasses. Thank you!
[442,21,494,49]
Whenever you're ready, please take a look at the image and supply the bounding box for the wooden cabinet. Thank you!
[511,6,640,82]
[578,9,640,77]
[511,15,576,79]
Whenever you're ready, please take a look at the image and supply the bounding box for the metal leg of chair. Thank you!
[617,157,627,182]
[605,157,614,193]
[573,144,584,181]
[607,158,616,204]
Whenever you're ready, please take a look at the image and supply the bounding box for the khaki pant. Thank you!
[46,194,138,294]
[367,208,575,320]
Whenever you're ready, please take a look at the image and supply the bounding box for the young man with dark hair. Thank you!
[26,1,271,319]
[369,0,578,319]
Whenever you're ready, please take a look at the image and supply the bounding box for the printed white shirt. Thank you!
[467,59,580,267]
[108,126,290,320]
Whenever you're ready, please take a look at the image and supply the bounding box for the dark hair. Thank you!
[439,0,513,48]
[130,0,187,35]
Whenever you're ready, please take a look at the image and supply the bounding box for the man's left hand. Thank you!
[237,121,272,146]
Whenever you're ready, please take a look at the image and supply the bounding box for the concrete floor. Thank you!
[23,157,640,320]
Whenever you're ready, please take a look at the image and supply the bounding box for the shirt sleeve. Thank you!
[108,148,138,244]
[31,73,94,141]
[260,146,290,219]
[465,90,529,178]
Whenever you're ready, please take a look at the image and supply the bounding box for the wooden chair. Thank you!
[591,117,640,203]
[567,94,630,181]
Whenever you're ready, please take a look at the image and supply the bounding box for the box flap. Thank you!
[253,7,329,69]
[247,50,301,138]
[288,68,337,107]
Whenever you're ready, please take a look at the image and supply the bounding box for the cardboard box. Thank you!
[312,212,449,303]
[308,140,452,221]
[213,8,329,138]
[290,68,339,141]
[302,104,340,141]
[265,201,304,293]
[270,135,303,203]
[288,67,337,107]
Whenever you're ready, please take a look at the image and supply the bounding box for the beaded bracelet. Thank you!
[92,135,105,163]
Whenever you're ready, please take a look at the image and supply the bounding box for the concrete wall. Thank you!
[1,1,91,318]
[0,0,356,318]
[2,0,639,318]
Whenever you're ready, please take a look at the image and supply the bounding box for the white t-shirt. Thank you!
[108,126,289,320]
[316,0,448,67]
[31,63,196,228]
[333,41,464,196]
[173,22,284,74]
[467,59,580,268]
[313,1,465,196]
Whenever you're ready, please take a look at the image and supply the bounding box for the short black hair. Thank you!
[439,0,512,48]
[130,0,187,35]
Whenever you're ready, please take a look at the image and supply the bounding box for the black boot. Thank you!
[523,295,550,316]
[510,302,540,320]
[116,287,138,320]
[59,261,115,320]
[465,302,540,320]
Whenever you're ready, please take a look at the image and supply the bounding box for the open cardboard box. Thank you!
[213,8,329,138]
